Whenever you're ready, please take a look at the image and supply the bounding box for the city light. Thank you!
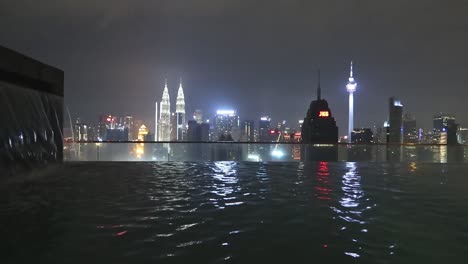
[260,116,271,121]
[216,110,236,116]
[271,149,284,158]
[247,154,260,162]
[319,111,329,117]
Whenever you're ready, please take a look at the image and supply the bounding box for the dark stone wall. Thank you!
[0,45,64,173]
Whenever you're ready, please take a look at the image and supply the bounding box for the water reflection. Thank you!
[334,162,366,259]
[315,162,332,200]
[209,161,241,209]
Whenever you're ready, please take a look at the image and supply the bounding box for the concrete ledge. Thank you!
[0,45,63,97]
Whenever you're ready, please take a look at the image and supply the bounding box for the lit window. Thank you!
[319,111,329,117]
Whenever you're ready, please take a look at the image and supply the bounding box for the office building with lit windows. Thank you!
[213,110,239,141]
[388,97,403,144]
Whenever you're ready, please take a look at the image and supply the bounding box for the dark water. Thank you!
[1,162,468,263]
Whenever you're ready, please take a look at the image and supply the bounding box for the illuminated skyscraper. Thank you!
[259,116,271,142]
[214,110,239,141]
[175,78,186,140]
[241,120,255,142]
[123,115,134,140]
[346,61,357,143]
[158,80,171,141]
[193,109,203,124]
[433,114,456,143]
[154,102,158,141]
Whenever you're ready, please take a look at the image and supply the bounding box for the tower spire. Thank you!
[350,60,353,78]
[317,69,321,100]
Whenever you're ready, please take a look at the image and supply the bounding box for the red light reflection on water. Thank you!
[116,231,127,236]
[315,162,332,200]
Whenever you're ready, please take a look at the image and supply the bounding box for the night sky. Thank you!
[1,0,467,133]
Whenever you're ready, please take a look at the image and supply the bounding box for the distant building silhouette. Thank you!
[388,97,403,144]
[458,127,468,144]
[187,120,210,141]
[241,120,255,142]
[73,118,88,141]
[403,113,418,143]
[351,128,374,144]
[447,123,459,145]
[106,127,128,141]
[433,114,456,143]
[259,116,271,142]
[301,71,338,144]
[193,109,203,124]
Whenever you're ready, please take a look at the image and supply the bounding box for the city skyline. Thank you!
[66,73,465,136]
[2,1,466,132]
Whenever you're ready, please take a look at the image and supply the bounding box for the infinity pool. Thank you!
[1,162,468,263]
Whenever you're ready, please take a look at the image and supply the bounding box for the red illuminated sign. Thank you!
[270,130,276,134]
[319,111,329,117]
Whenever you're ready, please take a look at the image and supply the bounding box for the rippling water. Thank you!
[1,162,468,263]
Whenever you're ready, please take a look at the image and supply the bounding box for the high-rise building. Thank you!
[170,112,185,141]
[175,79,186,141]
[123,115,134,140]
[346,61,357,143]
[259,116,271,142]
[301,70,338,144]
[447,123,459,145]
[376,121,390,144]
[106,127,128,141]
[277,120,287,134]
[158,80,171,141]
[193,109,203,124]
[388,97,403,144]
[241,120,255,142]
[154,102,158,141]
[433,114,456,143]
[403,113,418,143]
[187,120,210,141]
[214,110,239,141]
[351,128,374,144]
[138,125,149,141]
[97,115,107,141]
[73,118,88,141]
[458,127,468,144]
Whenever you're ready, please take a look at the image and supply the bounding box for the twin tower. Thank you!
[155,79,186,141]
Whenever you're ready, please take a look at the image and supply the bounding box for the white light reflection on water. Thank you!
[337,162,365,259]
[339,162,364,212]
[209,161,243,209]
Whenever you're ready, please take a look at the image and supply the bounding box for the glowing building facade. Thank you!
[158,80,171,141]
[175,79,186,141]
[346,61,357,143]
[214,110,240,141]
